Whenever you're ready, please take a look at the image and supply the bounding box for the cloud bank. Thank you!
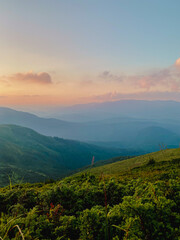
[99,58,180,91]
[11,72,52,84]
[1,72,53,85]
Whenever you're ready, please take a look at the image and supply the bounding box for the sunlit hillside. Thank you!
[0,149,179,239]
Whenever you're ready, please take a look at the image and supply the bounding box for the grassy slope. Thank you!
[0,146,179,240]
[76,148,180,177]
[0,148,179,239]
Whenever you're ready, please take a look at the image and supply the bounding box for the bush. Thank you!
[147,158,156,165]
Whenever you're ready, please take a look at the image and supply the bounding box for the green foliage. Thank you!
[0,150,179,239]
[79,206,106,240]
[147,158,156,165]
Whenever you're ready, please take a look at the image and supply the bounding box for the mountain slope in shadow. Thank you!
[0,124,132,186]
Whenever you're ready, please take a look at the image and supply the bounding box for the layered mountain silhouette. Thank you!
[0,124,131,186]
[0,103,180,152]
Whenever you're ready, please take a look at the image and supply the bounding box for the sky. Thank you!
[0,0,180,108]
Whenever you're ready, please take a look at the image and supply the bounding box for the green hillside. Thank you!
[79,148,180,177]
[0,149,179,239]
[0,124,129,186]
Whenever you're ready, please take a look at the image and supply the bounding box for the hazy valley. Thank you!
[0,101,179,240]
[1,100,180,153]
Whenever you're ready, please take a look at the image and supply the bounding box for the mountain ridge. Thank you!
[0,124,132,186]
[1,102,180,151]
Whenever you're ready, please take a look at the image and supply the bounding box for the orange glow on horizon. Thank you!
[0,57,180,106]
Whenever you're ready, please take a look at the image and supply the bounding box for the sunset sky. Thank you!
[0,0,180,107]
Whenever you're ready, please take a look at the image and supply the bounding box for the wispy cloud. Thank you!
[133,66,180,91]
[2,72,53,85]
[99,71,123,82]
[99,59,180,91]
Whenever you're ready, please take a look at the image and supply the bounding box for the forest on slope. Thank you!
[0,124,133,187]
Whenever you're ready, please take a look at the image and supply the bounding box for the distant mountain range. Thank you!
[0,100,180,186]
[134,126,180,151]
[0,124,132,186]
[1,101,180,152]
[46,99,180,122]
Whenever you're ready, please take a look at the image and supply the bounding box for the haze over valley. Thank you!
[1,100,180,153]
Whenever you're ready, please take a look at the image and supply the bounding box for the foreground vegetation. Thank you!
[0,149,179,239]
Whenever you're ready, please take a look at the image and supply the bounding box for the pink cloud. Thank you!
[98,58,180,91]
[100,58,180,91]
[133,58,180,90]
[175,58,180,69]
[7,72,52,85]
[134,68,173,90]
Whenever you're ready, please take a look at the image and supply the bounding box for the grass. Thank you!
[0,215,25,240]
[75,148,180,177]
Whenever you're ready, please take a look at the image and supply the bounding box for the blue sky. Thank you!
[0,0,180,106]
